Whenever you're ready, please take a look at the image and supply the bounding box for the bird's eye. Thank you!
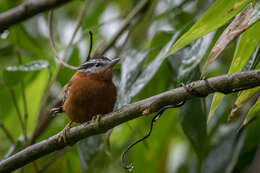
[95,63,100,67]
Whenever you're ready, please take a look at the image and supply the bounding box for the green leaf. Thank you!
[202,123,246,173]
[0,45,13,57]
[243,45,260,70]
[8,25,44,57]
[117,50,149,108]
[243,97,260,123]
[128,32,180,98]
[243,99,260,151]
[117,31,179,108]
[3,60,49,86]
[4,60,49,72]
[227,87,260,121]
[179,67,207,158]
[228,20,260,74]
[77,136,104,172]
[178,32,215,82]
[165,0,252,58]
[208,20,260,122]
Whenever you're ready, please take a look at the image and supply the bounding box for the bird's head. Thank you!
[77,56,120,75]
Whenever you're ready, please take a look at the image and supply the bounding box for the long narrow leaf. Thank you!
[165,0,252,58]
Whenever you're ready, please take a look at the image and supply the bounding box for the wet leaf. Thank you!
[165,0,252,58]
[243,45,260,70]
[3,60,49,86]
[117,31,180,108]
[179,67,207,158]
[248,1,260,26]
[203,7,254,73]
[4,60,49,72]
[178,32,215,82]
[128,32,180,99]
[180,97,207,158]
[202,123,246,173]
[117,50,149,108]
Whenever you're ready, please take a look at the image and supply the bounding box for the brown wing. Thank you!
[62,81,71,106]
[50,81,71,115]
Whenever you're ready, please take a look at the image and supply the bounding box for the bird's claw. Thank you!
[91,114,101,128]
[58,121,72,142]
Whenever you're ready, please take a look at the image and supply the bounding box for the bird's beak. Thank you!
[108,58,120,68]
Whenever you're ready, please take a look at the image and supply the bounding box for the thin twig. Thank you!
[96,0,149,55]
[48,10,78,70]
[65,0,91,53]
[16,53,29,137]
[114,25,133,57]
[9,88,27,141]
[0,122,15,144]
[0,70,260,173]
[71,17,121,46]
[0,0,73,33]
[20,82,28,132]
[37,148,68,173]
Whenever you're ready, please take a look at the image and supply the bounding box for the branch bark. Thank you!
[1,70,260,173]
[0,0,72,33]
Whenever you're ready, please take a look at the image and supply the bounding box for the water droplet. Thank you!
[1,30,9,39]
[127,165,134,172]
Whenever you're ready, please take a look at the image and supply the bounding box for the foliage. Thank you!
[0,0,259,173]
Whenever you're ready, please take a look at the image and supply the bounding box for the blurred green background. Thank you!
[0,0,260,172]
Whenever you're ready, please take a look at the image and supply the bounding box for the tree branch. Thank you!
[1,70,260,173]
[0,0,72,33]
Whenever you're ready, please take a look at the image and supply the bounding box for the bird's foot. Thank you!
[58,121,72,142]
[91,114,102,128]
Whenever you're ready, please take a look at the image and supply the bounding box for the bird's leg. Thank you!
[58,121,72,142]
[91,114,102,127]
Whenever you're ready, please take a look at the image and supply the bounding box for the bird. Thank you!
[51,32,119,141]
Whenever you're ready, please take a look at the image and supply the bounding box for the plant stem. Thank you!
[9,88,27,141]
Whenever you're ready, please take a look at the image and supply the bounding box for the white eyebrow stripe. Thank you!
[82,59,110,66]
